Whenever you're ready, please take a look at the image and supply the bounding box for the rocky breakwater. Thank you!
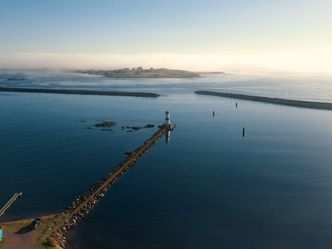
[48,126,168,248]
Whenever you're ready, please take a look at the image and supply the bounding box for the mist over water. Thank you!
[1,71,332,249]
[1,70,332,102]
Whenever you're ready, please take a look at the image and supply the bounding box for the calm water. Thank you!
[1,70,332,102]
[1,72,332,249]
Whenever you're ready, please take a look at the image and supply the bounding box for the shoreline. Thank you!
[0,214,57,249]
[195,90,332,111]
[0,127,171,249]
[0,213,56,225]
[0,87,160,98]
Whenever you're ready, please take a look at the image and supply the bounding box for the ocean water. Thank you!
[1,72,332,249]
[1,70,332,102]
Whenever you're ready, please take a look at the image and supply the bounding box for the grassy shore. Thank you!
[0,215,57,249]
[0,87,160,98]
[195,90,332,111]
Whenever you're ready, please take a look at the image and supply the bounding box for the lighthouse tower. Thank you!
[165,111,171,126]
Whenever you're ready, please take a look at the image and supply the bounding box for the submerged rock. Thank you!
[122,123,156,132]
[95,121,117,128]
[144,124,155,128]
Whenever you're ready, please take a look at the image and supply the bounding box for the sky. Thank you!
[0,0,332,73]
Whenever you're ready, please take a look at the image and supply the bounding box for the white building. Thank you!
[165,111,171,126]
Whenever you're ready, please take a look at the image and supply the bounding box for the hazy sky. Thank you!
[1,0,332,72]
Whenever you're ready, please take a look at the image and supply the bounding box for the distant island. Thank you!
[195,90,332,111]
[77,67,201,78]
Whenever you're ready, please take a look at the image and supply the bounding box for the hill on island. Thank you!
[77,67,201,78]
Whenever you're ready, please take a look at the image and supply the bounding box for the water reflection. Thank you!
[165,130,171,144]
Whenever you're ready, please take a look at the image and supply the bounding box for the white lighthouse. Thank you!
[165,111,171,126]
[164,111,175,143]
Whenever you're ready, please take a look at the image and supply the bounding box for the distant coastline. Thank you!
[77,67,201,78]
[0,87,160,98]
[195,90,332,111]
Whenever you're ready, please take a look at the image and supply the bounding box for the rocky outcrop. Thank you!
[121,124,155,132]
[95,121,117,128]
